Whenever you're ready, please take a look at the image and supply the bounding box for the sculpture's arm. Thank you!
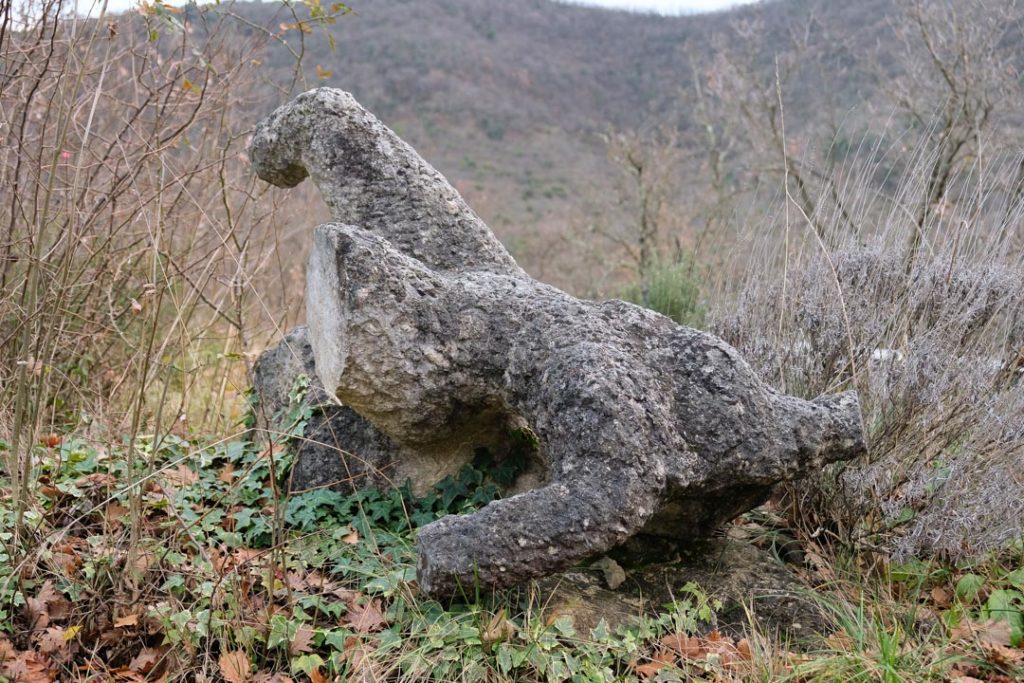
[415,367,671,599]
[249,88,523,276]
[415,466,661,598]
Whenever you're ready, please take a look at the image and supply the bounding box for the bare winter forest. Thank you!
[1,0,1022,680]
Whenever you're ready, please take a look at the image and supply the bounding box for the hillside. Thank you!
[218,0,909,290]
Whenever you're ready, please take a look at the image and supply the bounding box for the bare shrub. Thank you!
[0,0,346,552]
[712,146,1024,560]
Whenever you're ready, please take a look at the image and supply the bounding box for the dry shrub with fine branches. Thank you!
[0,0,339,544]
[712,142,1024,561]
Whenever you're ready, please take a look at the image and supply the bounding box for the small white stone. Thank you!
[422,347,449,367]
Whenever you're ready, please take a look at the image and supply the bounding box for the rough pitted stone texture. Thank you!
[250,88,868,599]
[253,326,523,496]
[252,326,402,493]
[250,88,521,278]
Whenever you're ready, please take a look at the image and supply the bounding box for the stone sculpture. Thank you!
[249,88,866,598]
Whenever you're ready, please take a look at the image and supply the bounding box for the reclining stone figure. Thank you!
[249,88,866,598]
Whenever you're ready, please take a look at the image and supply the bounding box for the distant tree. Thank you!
[601,126,683,305]
[885,0,1024,268]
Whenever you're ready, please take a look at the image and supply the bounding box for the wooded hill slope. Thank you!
[218,0,915,287]
[170,0,1021,293]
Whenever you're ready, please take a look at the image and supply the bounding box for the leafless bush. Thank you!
[0,0,343,549]
[712,144,1024,560]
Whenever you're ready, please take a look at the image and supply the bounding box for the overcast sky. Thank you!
[572,0,750,12]
[79,0,752,17]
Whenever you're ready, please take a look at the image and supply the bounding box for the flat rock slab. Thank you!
[536,537,828,647]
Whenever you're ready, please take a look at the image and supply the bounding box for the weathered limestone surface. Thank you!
[250,88,867,599]
[252,326,404,493]
[253,327,526,495]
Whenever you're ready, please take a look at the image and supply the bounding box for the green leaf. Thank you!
[553,615,576,638]
[955,573,985,602]
[590,619,610,643]
[983,589,1024,645]
[291,654,326,675]
[321,629,351,651]
[267,614,293,650]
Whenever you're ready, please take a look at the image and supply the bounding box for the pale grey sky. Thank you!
[81,0,751,17]
[572,0,750,12]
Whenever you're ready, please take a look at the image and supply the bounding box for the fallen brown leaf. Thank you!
[79,472,117,489]
[129,647,163,675]
[233,548,264,566]
[39,484,60,499]
[106,501,129,527]
[634,661,668,679]
[218,463,236,484]
[804,541,837,583]
[634,648,676,679]
[253,673,295,683]
[2,651,56,683]
[290,569,349,599]
[980,641,1024,668]
[343,599,387,633]
[115,614,140,629]
[284,570,336,594]
[163,464,199,486]
[0,634,15,662]
[482,610,517,646]
[951,618,1013,647]
[736,638,754,661]
[133,549,158,573]
[25,581,69,629]
[290,625,315,655]
[52,545,82,576]
[930,586,952,608]
[34,627,70,659]
[329,585,361,603]
[219,650,252,683]
[660,632,703,659]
